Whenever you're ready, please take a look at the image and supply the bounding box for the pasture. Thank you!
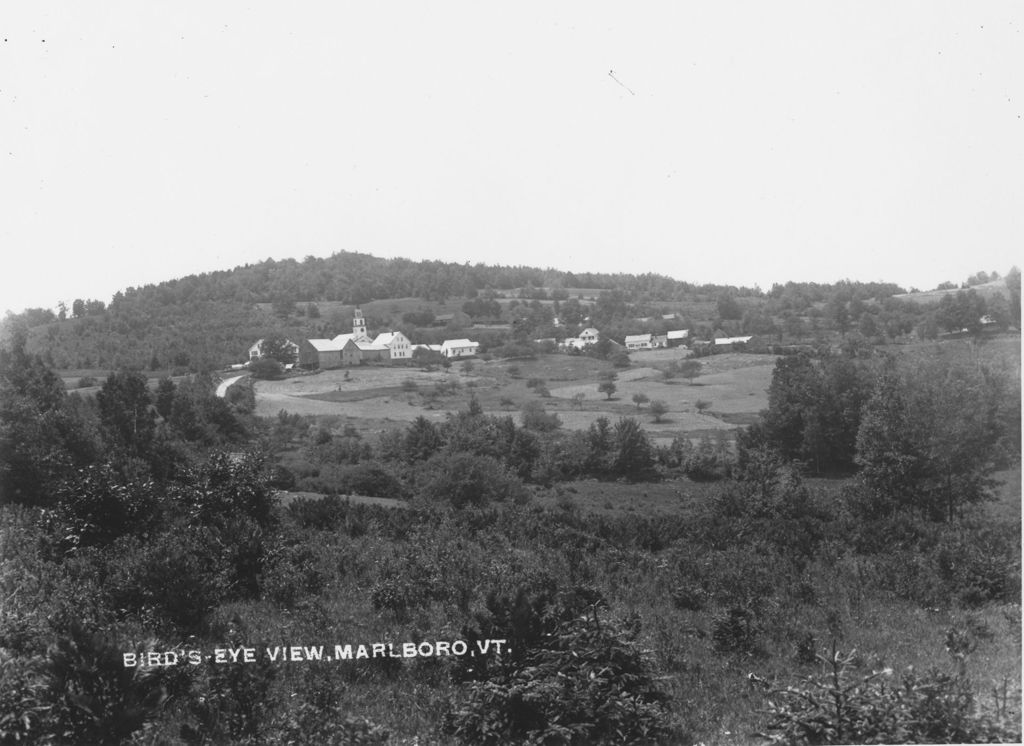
[252,351,776,441]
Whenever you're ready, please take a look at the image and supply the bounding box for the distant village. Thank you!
[243,307,754,370]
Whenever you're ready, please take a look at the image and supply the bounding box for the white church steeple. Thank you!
[352,307,368,341]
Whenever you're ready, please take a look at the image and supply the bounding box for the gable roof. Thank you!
[306,338,343,352]
[714,335,752,345]
[441,338,478,348]
[624,334,652,344]
[667,329,690,339]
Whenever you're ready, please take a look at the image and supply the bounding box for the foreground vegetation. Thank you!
[1,322,1021,744]
[1,256,1021,743]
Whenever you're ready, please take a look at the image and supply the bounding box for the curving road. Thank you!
[216,375,246,397]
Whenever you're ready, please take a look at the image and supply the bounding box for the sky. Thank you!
[1,2,1021,315]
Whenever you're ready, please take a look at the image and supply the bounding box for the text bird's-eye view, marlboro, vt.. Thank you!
[1,4,1022,745]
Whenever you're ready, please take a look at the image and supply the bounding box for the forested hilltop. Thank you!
[4,250,1017,371]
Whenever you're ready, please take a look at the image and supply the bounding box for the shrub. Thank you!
[712,606,763,655]
[444,587,678,744]
[262,542,328,609]
[520,400,561,432]
[0,654,47,745]
[420,452,528,508]
[40,623,168,745]
[760,643,1021,744]
[104,527,229,630]
[44,463,159,553]
[285,494,366,535]
[248,357,284,380]
[181,630,277,744]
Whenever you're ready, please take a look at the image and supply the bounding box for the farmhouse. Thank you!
[373,331,413,360]
[578,328,600,345]
[440,339,479,358]
[625,333,654,351]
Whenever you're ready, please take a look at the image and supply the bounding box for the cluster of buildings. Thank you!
[248,308,758,371]
[262,309,480,370]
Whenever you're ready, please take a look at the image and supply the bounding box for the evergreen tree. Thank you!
[612,417,652,478]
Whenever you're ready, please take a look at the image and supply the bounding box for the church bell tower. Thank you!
[352,307,368,341]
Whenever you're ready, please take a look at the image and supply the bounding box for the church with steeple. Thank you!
[296,307,419,369]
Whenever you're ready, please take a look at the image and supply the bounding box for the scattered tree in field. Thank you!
[649,400,668,423]
[598,381,617,400]
[632,392,650,410]
[460,360,474,374]
[678,359,702,384]
[526,377,546,390]
[571,392,586,410]
[611,351,631,368]
[499,396,515,411]
[695,399,711,414]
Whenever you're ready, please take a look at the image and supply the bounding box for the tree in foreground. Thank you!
[97,370,155,459]
[854,356,1000,521]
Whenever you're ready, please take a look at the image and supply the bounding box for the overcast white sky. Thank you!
[1,2,1021,314]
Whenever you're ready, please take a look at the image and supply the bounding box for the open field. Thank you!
[891,278,1009,305]
[253,352,777,441]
